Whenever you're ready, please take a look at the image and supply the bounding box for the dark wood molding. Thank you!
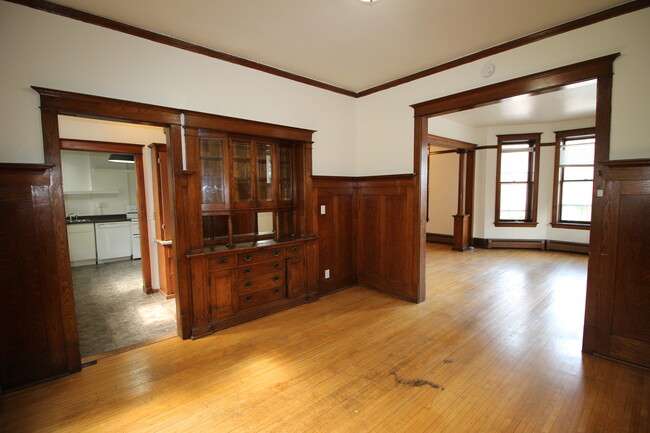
[9,0,355,98]
[9,0,646,98]
[429,149,457,156]
[358,1,648,97]
[476,145,498,151]
[33,87,182,126]
[0,162,54,172]
[426,233,454,244]
[183,112,315,142]
[60,138,144,154]
[601,158,650,168]
[411,54,619,117]
[427,134,477,151]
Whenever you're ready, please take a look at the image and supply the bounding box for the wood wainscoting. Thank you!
[313,174,419,302]
[584,159,650,368]
[0,163,81,390]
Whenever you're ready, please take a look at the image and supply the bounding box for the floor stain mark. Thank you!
[390,371,445,390]
[443,359,454,364]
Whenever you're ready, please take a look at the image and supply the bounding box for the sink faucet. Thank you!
[66,212,77,222]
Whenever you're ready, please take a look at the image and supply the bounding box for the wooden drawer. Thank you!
[238,260,285,280]
[207,254,236,271]
[238,248,284,265]
[237,271,285,295]
[238,286,286,310]
[285,244,304,258]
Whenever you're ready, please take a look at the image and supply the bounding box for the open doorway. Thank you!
[58,116,177,360]
[425,79,597,253]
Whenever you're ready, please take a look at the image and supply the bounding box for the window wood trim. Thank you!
[551,127,596,229]
[494,133,541,227]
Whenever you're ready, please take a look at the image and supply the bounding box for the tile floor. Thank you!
[72,260,177,358]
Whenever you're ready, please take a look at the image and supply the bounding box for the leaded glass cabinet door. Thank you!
[278,144,293,206]
[231,138,253,208]
[200,135,228,211]
[255,141,275,208]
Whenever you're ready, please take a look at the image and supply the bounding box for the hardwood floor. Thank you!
[1,244,648,432]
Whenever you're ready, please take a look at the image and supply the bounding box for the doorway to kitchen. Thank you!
[59,118,177,361]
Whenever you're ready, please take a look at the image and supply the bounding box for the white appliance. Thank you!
[126,204,138,220]
[95,222,132,263]
[131,219,141,260]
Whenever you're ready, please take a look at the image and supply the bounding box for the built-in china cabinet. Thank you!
[182,113,317,338]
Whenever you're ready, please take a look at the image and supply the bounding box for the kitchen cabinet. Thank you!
[66,223,96,266]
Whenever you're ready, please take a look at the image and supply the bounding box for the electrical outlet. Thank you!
[320,205,326,215]
[325,269,330,279]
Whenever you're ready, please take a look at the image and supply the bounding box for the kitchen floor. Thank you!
[72,260,177,359]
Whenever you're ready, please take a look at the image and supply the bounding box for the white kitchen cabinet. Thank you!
[66,223,96,267]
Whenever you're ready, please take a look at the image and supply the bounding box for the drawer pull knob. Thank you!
[244,282,251,287]
[218,258,228,264]
[273,263,280,268]
[243,255,252,262]
[273,288,280,294]
[291,246,299,252]
[272,250,280,257]
[273,276,280,281]
[243,268,251,274]
[244,295,253,302]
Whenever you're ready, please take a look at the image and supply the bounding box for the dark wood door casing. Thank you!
[412,54,637,364]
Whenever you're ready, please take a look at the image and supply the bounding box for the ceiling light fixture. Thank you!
[108,154,135,163]
[356,0,382,4]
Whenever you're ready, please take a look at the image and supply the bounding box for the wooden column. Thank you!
[453,150,471,252]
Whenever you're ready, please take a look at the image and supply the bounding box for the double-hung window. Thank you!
[551,128,595,229]
[494,133,541,227]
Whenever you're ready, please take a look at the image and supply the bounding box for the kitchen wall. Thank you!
[62,150,135,216]
[58,115,167,290]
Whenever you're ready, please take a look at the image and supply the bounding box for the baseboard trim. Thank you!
[426,232,454,244]
[472,237,589,254]
[546,240,590,254]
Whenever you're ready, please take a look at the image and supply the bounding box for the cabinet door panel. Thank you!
[256,142,274,206]
[208,269,237,321]
[287,256,306,298]
[200,137,227,207]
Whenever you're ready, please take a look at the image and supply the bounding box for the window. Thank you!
[551,128,595,229]
[495,133,541,227]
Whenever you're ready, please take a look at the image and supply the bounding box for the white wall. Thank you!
[426,151,458,235]
[356,8,650,175]
[475,118,594,243]
[0,2,357,176]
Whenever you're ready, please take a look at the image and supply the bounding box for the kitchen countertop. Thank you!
[66,214,132,225]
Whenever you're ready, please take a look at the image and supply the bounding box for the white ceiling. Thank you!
[440,79,597,127]
[50,0,627,92]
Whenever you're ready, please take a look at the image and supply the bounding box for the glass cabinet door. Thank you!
[279,146,292,202]
[256,142,274,205]
[200,138,226,206]
[232,139,253,206]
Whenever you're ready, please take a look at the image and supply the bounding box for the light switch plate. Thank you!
[320,205,326,215]
[596,189,604,198]
[325,269,330,279]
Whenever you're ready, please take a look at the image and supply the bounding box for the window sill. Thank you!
[494,221,538,228]
[550,222,590,230]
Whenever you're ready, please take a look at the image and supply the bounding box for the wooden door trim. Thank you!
[412,54,619,348]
